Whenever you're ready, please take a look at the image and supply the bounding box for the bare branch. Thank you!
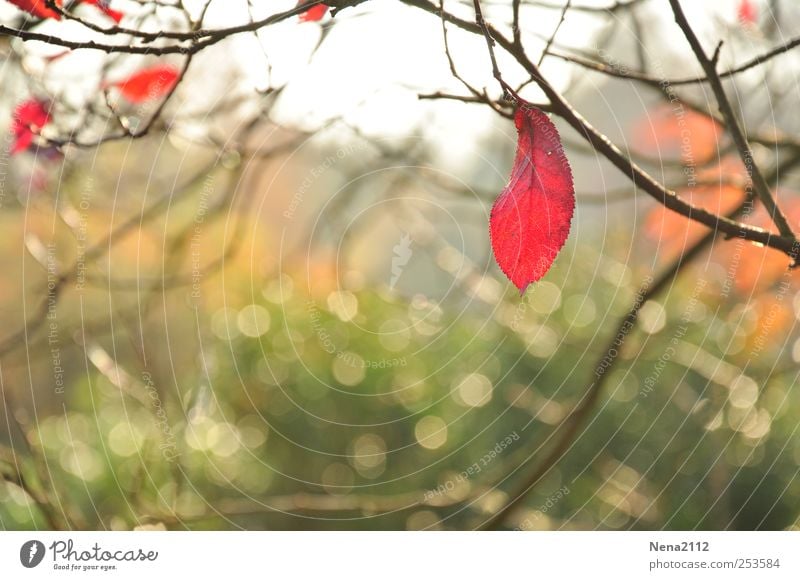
[669,0,795,240]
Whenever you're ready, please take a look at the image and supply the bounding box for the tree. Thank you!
[1,0,799,531]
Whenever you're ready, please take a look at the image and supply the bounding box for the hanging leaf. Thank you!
[7,0,62,19]
[110,65,180,103]
[489,106,575,294]
[297,1,328,22]
[10,99,51,155]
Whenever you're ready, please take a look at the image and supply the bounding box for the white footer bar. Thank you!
[1,531,796,578]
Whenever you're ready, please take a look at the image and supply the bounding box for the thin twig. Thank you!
[537,0,571,67]
[471,0,522,102]
[548,33,800,88]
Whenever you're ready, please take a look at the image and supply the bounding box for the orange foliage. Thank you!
[635,101,800,299]
[632,103,722,164]
[644,183,745,261]
[715,195,800,295]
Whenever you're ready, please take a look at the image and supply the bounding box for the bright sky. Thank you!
[0,0,773,170]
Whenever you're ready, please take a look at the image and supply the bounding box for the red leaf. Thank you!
[111,65,180,103]
[297,1,328,22]
[490,106,575,294]
[7,0,62,19]
[81,0,124,22]
[11,99,52,155]
[737,0,757,25]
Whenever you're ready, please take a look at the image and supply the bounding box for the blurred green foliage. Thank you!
[3,229,799,530]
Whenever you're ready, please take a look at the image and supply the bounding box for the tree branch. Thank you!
[548,33,800,88]
[401,0,799,261]
[669,0,795,240]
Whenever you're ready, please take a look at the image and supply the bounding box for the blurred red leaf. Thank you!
[737,0,757,26]
[7,0,61,19]
[11,99,51,155]
[490,106,575,294]
[111,65,180,103]
[81,0,124,22]
[297,1,328,22]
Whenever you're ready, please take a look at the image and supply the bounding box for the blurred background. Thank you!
[1,0,800,530]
